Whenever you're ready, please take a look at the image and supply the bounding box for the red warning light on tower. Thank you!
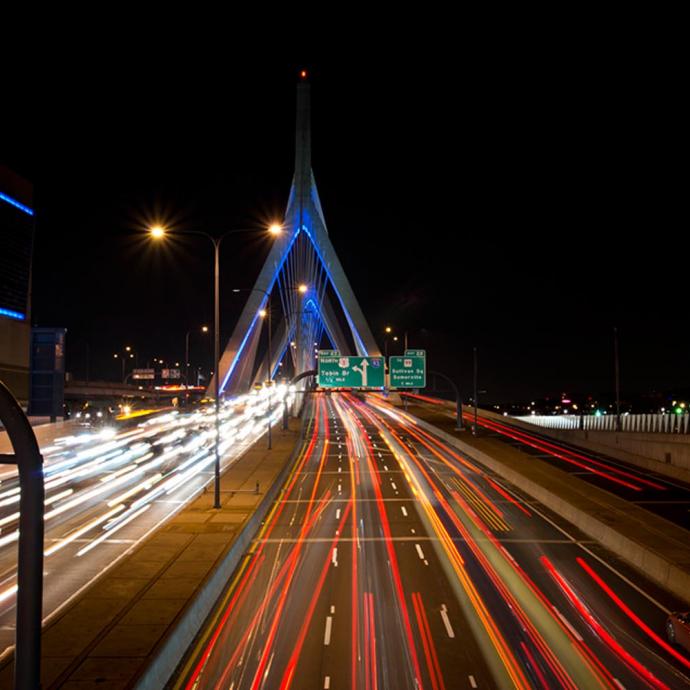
[300,70,308,79]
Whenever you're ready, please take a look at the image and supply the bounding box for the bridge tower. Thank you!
[213,72,380,396]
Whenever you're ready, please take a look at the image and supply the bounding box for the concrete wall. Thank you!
[410,413,690,605]
[421,401,690,484]
[0,318,30,401]
[506,415,690,483]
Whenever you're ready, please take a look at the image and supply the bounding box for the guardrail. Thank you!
[514,413,690,434]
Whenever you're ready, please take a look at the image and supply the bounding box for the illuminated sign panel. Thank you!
[318,354,385,388]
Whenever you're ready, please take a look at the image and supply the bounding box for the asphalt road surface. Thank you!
[177,392,690,689]
[0,386,291,659]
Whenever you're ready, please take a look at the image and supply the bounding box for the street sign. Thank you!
[161,368,181,379]
[404,349,426,358]
[318,355,385,388]
[389,355,426,388]
[132,369,155,380]
[318,349,340,357]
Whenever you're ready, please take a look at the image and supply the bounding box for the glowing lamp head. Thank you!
[202,325,209,333]
[150,225,166,239]
[298,284,308,294]
[300,70,308,80]
[268,223,282,236]
[385,326,392,334]
[259,309,267,318]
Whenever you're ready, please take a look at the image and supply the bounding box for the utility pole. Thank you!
[214,241,221,509]
[614,327,621,432]
[472,347,478,436]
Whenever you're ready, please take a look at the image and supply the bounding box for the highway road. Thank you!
[177,392,690,689]
[403,392,690,532]
[0,385,293,659]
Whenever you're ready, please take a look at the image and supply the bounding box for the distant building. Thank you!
[0,165,35,402]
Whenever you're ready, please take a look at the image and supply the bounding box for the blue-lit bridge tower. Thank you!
[213,73,381,396]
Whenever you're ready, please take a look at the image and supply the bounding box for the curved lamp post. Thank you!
[149,223,282,508]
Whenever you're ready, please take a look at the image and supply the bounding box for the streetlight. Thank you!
[383,327,394,391]
[232,282,306,450]
[113,347,136,382]
[113,353,124,382]
[185,325,209,397]
[384,326,393,357]
[472,346,479,436]
[149,222,282,509]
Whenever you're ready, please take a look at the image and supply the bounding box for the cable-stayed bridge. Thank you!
[212,74,380,399]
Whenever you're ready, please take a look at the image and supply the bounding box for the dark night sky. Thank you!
[3,43,686,404]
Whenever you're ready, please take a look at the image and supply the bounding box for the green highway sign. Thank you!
[404,349,426,358]
[389,355,426,388]
[318,355,385,388]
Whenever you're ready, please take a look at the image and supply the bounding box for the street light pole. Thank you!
[267,300,272,449]
[113,353,125,382]
[473,346,479,436]
[185,330,191,393]
[614,326,621,432]
[149,223,282,510]
[214,239,221,508]
[185,326,208,400]
[235,284,306,448]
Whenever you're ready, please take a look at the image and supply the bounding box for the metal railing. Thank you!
[514,413,690,434]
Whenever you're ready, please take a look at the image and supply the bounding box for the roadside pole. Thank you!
[0,381,44,690]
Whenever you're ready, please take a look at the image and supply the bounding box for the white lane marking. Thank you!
[324,677,331,689]
[401,506,408,517]
[440,604,455,638]
[338,484,342,494]
[415,544,425,560]
[384,465,389,471]
[469,675,478,688]
[411,528,416,534]
[336,508,341,520]
[330,605,335,614]
[332,548,338,567]
[391,482,398,491]
[553,607,583,641]
[324,616,333,645]
[511,484,672,614]
[338,467,342,473]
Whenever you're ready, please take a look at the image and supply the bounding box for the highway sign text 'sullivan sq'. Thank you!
[389,355,426,388]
